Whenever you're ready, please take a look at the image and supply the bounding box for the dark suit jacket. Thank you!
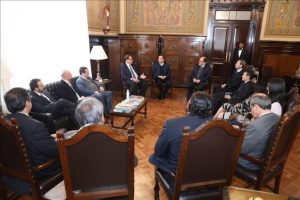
[231,81,254,103]
[226,69,245,92]
[238,112,280,170]
[189,63,212,83]
[57,80,79,103]
[29,90,56,113]
[232,48,250,64]
[120,63,141,82]
[152,62,171,79]
[8,113,59,168]
[149,115,210,173]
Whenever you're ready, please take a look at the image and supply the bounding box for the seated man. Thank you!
[149,92,212,175]
[121,54,148,97]
[152,55,172,100]
[3,87,60,195]
[211,69,254,114]
[29,78,78,128]
[57,69,85,103]
[187,56,212,100]
[238,93,280,170]
[214,59,246,94]
[75,67,112,115]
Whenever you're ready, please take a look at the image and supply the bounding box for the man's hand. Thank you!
[221,84,226,88]
[99,86,105,92]
[132,78,140,83]
[140,73,146,79]
[224,95,231,99]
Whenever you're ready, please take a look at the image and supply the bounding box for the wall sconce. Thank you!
[90,45,108,81]
[103,6,110,35]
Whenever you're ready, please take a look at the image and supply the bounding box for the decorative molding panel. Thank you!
[125,0,207,35]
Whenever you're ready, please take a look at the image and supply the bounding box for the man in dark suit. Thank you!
[238,93,280,170]
[75,67,112,115]
[211,69,254,114]
[121,54,148,97]
[187,56,212,100]
[57,69,85,103]
[3,87,60,195]
[29,78,77,128]
[149,92,212,175]
[152,55,172,99]
[214,59,246,94]
[231,42,250,75]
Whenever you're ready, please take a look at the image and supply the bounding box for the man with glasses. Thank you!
[120,55,148,97]
[187,56,211,100]
[238,93,280,170]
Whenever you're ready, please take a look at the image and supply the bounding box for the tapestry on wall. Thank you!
[126,0,206,35]
[265,0,300,38]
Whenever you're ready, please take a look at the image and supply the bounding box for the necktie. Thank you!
[196,65,203,79]
[67,81,80,99]
[129,65,137,79]
[41,93,53,103]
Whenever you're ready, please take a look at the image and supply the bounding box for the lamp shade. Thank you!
[90,45,108,60]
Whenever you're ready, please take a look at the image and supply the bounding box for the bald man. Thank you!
[187,56,212,100]
[57,70,85,103]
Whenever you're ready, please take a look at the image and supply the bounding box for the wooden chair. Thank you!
[56,124,135,200]
[234,105,300,193]
[154,119,244,200]
[0,113,63,199]
[151,62,173,98]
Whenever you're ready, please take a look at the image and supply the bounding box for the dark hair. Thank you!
[4,87,30,113]
[124,54,132,63]
[79,66,88,75]
[29,78,41,90]
[267,78,286,105]
[243,69,254,79]
[188,92,211,117]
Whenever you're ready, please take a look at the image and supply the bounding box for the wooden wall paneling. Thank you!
[164,38,181,86]
[257,41,300,78]
[106,38,120,90]
[138,37,157,84]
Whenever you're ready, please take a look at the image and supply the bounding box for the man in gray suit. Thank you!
[238,93,280,170]
[76,67,112,116]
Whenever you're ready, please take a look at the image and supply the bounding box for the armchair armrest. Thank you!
[33,158,58,172]
[239,153,263,164]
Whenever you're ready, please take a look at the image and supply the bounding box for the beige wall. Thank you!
[87,0,299,41]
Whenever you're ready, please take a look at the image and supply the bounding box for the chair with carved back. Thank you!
[154,119,244,200]
[56,124,135,200]
[0,113,63,199]
[151,62,173,98]
[234,105,300,193]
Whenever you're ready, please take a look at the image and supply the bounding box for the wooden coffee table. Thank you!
[109,99,147,129]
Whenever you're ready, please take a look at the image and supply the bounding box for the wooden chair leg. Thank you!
[154,178,160,200]
[274,174,282,194]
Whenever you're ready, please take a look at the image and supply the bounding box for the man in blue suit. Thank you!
[149,92,212,175]
[187,56,212,100]
[76,67,112,115]
[120,55,148,97]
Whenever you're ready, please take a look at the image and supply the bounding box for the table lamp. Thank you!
[90,45,108,81]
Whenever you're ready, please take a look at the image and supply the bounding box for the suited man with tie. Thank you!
[231,42,250,75]
[214,59,246,94]
[152,55,172,99]
[3,87,61,195]
[75,67,113,115]
[29,78,77,127]
[187,56,212,100]
[57,69,86,103]
[120,54,148,97]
